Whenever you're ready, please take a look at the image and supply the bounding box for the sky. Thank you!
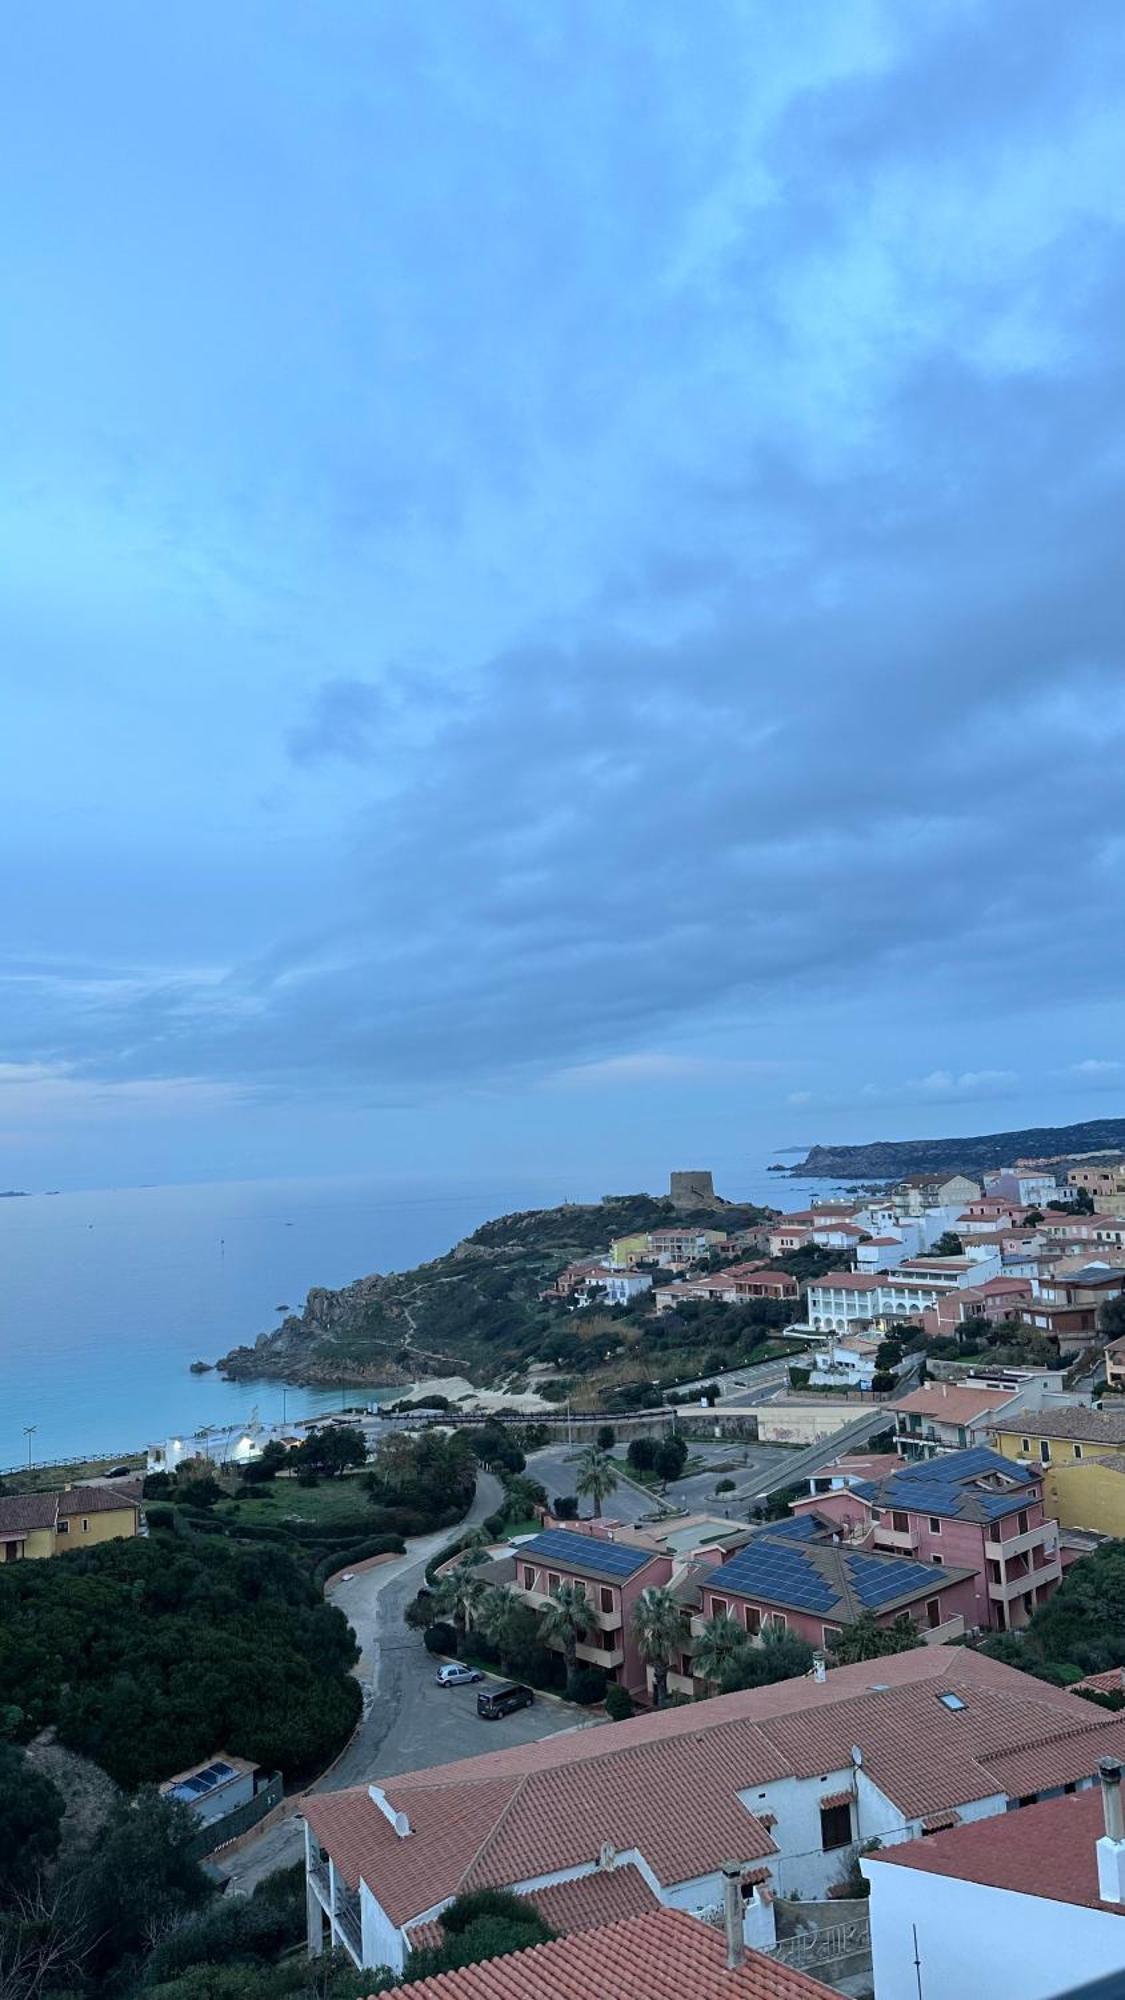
[3,0,1125,1193]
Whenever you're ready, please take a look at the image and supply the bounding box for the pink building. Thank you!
[921,1274,1033,1336]
[510,1527,671,1688]
[791,1445,1061,1632]
[693,1513,977,1655]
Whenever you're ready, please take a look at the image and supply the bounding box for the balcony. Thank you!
[987,1523,1056,1561]
[517,1582,621,1631]
[334,1892,363,1965]
[988,1555,1061,1602]
[576,1634,624,1668]
[308,1861,331,1907]
[872,1523,919,1554]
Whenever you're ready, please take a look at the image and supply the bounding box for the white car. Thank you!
[434,1663,484,1687]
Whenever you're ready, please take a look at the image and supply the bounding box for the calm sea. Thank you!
[0,1166,835,1471]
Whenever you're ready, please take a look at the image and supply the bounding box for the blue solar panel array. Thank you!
[845,1551,952,1608]
[854,1445,1034,1522]
[760,1513,821,1542]
[707,1540,840,1614]
[520,1529,655,1579]
[171,1760,237,1801]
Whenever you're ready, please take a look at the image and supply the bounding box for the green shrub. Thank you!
[311,1534,405,1589]
[604,1684,635,1721]
[439,1889,535,1936]
[146,1505,175,1532]
[565,1666,606,1705]
[423,1622,458,1656]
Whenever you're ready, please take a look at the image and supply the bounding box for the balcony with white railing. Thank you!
[333,1887,363,1966]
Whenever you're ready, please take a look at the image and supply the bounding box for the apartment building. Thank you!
[301,1649,1125,1973]
[889,1382,1021,1460]
[792,1446,1061,1632]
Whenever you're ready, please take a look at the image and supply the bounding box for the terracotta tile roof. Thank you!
[992,1408,1125,1443]
[57,1484,141,1517]
[891,1384,1016,1422]
[868,1786,1125,1915]
[393,1908,838,2000]
[0,1492,57,1536]
[307,1650,1125,1926]
[819,1790,855,1810]
[528,1864,660,1933]
[920,1809,961,1831]
[1074,1668,1125,1695]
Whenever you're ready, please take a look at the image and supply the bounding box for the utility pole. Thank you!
[24,1424,37,1471]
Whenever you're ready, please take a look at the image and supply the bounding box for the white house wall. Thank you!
[864,1860,1125,2000]
[359,1880,405,1974]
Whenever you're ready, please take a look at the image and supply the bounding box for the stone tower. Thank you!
[669,1169,724,1211]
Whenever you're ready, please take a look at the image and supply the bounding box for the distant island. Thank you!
[0,1189,30,1198]
[786,1115,1125,1179]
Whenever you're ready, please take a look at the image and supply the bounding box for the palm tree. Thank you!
[691,1611,751,1691]
[630,1585,684,1708]
[474,1585,519,1656]
[431,1558,486,1637]
[575,1446,619,1519]
[539,1579,590,1679]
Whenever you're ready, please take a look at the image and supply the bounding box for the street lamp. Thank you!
[23,1425,37,1471]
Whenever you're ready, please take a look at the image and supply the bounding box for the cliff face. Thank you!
[216,1191,769,1388]
[790,1117,1125,1179]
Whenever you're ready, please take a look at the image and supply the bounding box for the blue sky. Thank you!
[3,1,1125,1192]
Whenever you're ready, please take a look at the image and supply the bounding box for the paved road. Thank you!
[219,1471,587,1892]
[529,1445,656,1525]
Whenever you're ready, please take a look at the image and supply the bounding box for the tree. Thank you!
[552,1494,579,1520]
[80,1788,211,1975]
[239,1440,289,1485]
[827,1612,920,1665]
[404,1890,555,1983]
[719,1633,814,1692]
[932,1232,964,1257]
[294,1426,366,1480]
[653,1435,688,1485]
[626,1436,658,1474]
[538,1581,590,1679]
[596,1426,616,1452]
[1100,1295,1125,1338]
[690,1612,750,1689]
[0,1746,63,1899]
[430,1559,486,1638]
[1017,1541,1125,1674]
[630,1586,684,1708]
[575,1446,618,1519]
[871,1371,896,1394]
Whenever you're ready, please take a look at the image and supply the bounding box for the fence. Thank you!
[187,1773,284,1860]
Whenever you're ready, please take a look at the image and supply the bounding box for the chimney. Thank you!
[721,1860,744,1970]
[367,1784,410,1838]
[812,1652,827,1683]
[1097,1759,1125,1903]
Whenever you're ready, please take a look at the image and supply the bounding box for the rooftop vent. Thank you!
[367,1785,410,1838]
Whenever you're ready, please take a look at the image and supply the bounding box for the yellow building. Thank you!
[1046,1454,1125,1537]
[990,1408,1125,1527]
[608,1231,651,1269]
[0,1483,141,1563]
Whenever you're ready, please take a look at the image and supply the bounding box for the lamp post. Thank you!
[24,1425,37,1471]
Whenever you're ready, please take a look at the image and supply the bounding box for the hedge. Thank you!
[312,1534,406,1589]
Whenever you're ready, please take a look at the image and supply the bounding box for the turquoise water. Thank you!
[0,1166,832,1470]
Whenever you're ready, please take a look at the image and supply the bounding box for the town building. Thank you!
[1105,1334,1125,1390]
[646,1226,729,1268]
[690,1513,977,1657]
[983,1169,1064,1208]
[990,1408,1125,1534]
[920,1274,1033,1338]
[506,1527,671,1687]
[0,1482,141,1563]
[369,1908,839,2000]
[864,1768,1125,2000]
[607,1231,651,1269]
[1021,1263,1125,1346]
[161,1753,261,1827]
[888,1381,1020,1459]
[1068,1159,1125,1213]
[791,1446,1061,1632]
[301,1648,1125,1973]
[654,1266,799,1315]
[541,1257,613,1300]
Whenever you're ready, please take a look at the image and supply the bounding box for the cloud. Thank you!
[4,0,1125,1163]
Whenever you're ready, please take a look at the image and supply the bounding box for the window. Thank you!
[1074,1445,1084,1461]
[926,1597,943,1629]
[892,1511,909,1533]
[822,1624,843,1647]
[745,1605,761,1636]
[929,1518,941,1535]
[57,1519,70,1535]
[1018,1510,1029,1534]
[1039,1441,1051,1464]
[1021,1438,1030,1453]
[711,1597,729,1618]
[547,1571,561,1595]
[770,1613,787,1635]
[599,1587,614,1615]
[931,1554,944,1565]
[820,1803,852,1851]
[938,1692,966,1711]
[522,1565,535,1589]
[81,1517,90,1532]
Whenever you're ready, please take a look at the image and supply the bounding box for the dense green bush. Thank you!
[604,1684,635,1720]
[423,1621,459,1656]
[0,1535,360,1787]
[142,1867,307,1985]
[311,1534,405,1589]
[565,1666,607,1705]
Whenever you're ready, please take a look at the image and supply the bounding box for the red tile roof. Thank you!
[1075,1669,1125,1696]
[306,1651,1125,1926]
[890,1383,1016,1422]
[404,1865,660,1956]
[868,1786,1125,1915]
[392,1908,838,2000]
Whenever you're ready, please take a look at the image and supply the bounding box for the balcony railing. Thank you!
[309,1862,331,1905]
[334,1889,363,1963]
[872,1523,918,1553]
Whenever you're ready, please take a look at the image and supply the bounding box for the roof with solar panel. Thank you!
[518,1528,659,1580]
[706,1522,974,1622]
[851,1445,1039,1522]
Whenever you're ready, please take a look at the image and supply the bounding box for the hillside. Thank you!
[789,1117,1125,1179]
[215,1191,771,1393]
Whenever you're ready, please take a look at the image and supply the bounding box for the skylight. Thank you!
[938,1692,967,1711]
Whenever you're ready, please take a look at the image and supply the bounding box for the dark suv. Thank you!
[477,1682,534,1720]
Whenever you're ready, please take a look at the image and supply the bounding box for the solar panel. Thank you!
[520,1530,653,1579]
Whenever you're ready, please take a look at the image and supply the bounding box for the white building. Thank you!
[864,1763,1125,2000]
[602,1269,653,1305]
[983,1170,1065,1208]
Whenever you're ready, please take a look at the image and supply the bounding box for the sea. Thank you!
[0,1166,841,1472]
